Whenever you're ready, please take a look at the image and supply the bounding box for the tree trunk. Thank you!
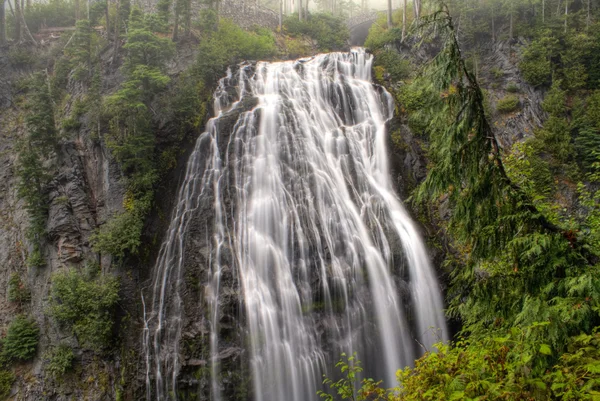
[401,0,406,41]
[587,0,590,29]
[542,0,545,23]
[112,0,120,60]
[104,0,110,39]
[184,0,191,37]
[172,0,179,40]
[491,5,495,42]
[564,0,568,33]
[14,0,21,42]
[18,0,35,44]
[279,0,282,30]
[386,0,392,28]
[75,0,80,20]
[0,0,5,45]
[298,0,302,21]
[509,10,513,39]
[414,0,420,20]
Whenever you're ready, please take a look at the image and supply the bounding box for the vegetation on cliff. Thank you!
[323,0,600,399]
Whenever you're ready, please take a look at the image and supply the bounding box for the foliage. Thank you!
[44,344,75,378]
[533,81,574,165]
[49,270,120,351]
[574,91,600,171]
[0,370,14,399]
[496,94,520,113]
[7,273,30,304]
[1,315,39,362]
[96,7,175,257]
[322,328,600,400]
[16,73,58,260]
[545,328,600,400]
[282,36,312,59]
[317,353,388,401]
[372,50,411,82]
[506,82,520,93]
[284,13,349,52]
[519,34,559,87]
[23,0,76,34]
[91,210,144,258]
[196,19,277,83]
[407,7,600,367]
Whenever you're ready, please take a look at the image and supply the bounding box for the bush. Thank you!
[23,0,76,33]
[49,270,120,351]
[196,19,277,83]
[91,210,144,258]
[284,13,349,51]
[373,49,411,82]
[0,370,14,399]
[506,82,520,93]
[1,315,39,362]
[45,344,75,378]
[283,37,312,59]
[7,273,30,304]
[519,35,559,87]
[490,66,504,79]
[496,94,520,113]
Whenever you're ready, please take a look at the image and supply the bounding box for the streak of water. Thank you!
[143,49,447,401]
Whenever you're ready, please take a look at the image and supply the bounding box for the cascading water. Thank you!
[143,48,447,401]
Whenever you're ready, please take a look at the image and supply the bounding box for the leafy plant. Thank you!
[7,273,30,304]
[496,94,520,113]
[317,353,388,401]
[284,13,349,52]
[0,370,14,399]
[1,315,39,362]
[49,270,120,351]
[44,344,75,378]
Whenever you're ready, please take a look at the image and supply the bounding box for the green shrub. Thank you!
[506,82,520,93]
[91,210,144,258]
[519,35,559,87]
[196,19,277,83]
[284,13,349,51]
[49,270,120,351]
[45,344,75,378]
[7,273,30,304]
[373,50,411,82]
[0,370,14,399]
[23,0,76,33]
[7,47,37,68]
[1,315,39,362]
[496,94,520,113]
[283,37,312,58]
[490,66,504,79]
[26,248,45,268]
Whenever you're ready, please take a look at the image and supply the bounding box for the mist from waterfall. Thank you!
[142,48,447,401]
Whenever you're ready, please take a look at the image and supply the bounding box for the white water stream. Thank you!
[143,49,447,401]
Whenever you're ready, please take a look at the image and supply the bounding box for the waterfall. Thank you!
[143,48,447,401]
